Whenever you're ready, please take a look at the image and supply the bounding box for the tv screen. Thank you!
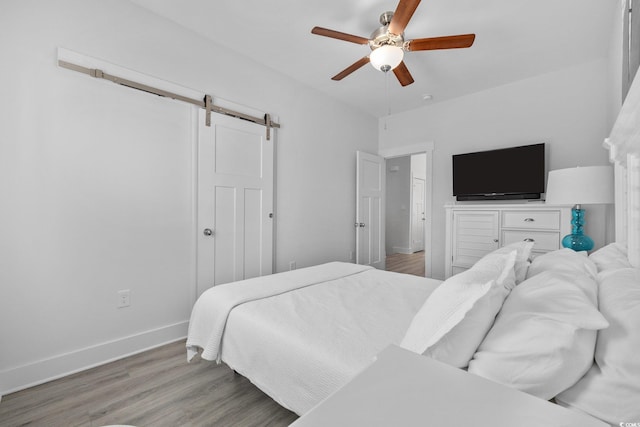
[452,143,545,201]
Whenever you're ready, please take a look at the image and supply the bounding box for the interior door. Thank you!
[411,177,425,252]
[356,151,385,269]
[197,110,274,296]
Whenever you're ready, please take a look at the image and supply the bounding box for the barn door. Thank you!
[197,110,274,296]
[356,151,385,269]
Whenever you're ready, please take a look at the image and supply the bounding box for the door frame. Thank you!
[410,175,426,252]
[379,142,434,278]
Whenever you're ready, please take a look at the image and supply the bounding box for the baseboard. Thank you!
[0,321,189,396]
[392,247,414,255]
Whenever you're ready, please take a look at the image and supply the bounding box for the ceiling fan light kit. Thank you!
[311,0,475,87]
[370,45,404,72]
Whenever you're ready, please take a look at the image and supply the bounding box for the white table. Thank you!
[290,345,607,427]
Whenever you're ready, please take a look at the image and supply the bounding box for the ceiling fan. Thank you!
[311,0,475,87]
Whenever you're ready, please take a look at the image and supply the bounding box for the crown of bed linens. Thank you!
[588,242,633,272]
[491,240,535,284]
[555,267,640,425]
[400,248,517,368]
[527,247,598,280]
[468,249,609,401]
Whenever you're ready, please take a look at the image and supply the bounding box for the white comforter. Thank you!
[186,262,441,414]
[187,262,373,361]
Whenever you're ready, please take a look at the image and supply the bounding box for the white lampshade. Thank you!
[370,45,404,72]
[545,166,614,205]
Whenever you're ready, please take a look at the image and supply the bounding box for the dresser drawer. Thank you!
[502,230,560,252]
[501,211,560,230]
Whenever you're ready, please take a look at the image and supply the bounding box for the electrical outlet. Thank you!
[289,261,296,271]
[117,289,130,308]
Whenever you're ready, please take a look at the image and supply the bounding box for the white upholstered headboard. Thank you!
[605,72,640,268]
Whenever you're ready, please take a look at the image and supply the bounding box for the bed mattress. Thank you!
[217,266,441,414]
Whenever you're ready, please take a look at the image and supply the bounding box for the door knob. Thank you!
[203,228,214,236]
[359,223,365,227]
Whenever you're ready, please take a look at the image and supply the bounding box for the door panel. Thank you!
[215,126,263,178]
[244,187,264,279]
[214,186,238,286]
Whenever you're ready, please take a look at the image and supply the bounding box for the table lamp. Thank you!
[545,166,614,251]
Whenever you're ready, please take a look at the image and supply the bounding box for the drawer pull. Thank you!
[524,238,535,242]
[524,218,535,222]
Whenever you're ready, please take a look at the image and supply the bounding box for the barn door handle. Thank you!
[355,223,365,228]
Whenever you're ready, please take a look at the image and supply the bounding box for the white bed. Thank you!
[187,262,442,414]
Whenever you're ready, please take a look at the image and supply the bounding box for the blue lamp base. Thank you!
[561,206,594,252]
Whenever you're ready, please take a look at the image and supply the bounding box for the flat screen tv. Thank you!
[452,143,545,201]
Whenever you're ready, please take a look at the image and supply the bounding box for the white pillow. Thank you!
[556,268,640,425]
[526,248,598,282]
[400,250,516,368]
[588,242,632,272]
[489,240,534,284]
[468,270,609,400]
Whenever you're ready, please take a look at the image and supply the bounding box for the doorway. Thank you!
[384,153,429,277]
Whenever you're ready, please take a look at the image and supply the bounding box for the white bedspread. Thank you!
[187,262,441,415]
[186,262,373,362]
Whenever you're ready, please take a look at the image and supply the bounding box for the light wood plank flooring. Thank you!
[0,339,297,427]
[386,251,425,277]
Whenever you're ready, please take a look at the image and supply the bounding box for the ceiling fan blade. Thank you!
[408,34,476,51]
[393,62,415,87]
[311,27,370,45]
[331,57,371,81]
[388,0,421,35]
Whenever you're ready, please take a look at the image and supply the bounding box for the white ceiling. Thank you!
[129,0,617,118]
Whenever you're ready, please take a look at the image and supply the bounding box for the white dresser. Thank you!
[444,203,572,278]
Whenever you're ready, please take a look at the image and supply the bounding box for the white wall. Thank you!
[380,59,614,280]
[0,0,377,394]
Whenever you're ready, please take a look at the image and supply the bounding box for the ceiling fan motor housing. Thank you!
[369,12,405,51]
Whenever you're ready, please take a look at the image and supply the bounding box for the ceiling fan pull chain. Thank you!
[386,71,391,116]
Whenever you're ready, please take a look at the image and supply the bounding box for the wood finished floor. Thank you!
[0,339,298,427]
[386,251,425,277]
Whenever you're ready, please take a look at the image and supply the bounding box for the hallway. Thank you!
[386,251,425,277]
